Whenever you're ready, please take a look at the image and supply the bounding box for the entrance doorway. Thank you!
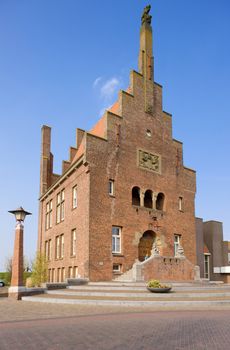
[138,230,155,262]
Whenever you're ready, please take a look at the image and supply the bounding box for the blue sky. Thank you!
[0,0,229,271]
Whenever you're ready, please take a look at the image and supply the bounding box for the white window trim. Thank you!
[113,264,121,272]
[109,179,115,196]
[179,196,183,211]
[174,234,181,256]
[72,186,78,209]
[112,226,121,254]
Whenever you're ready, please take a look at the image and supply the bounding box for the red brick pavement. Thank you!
[0,310,230,349]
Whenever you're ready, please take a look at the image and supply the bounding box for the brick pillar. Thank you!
[9,222,26,300]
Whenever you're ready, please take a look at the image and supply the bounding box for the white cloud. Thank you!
[100,77,120,100]
[93,76,102,88]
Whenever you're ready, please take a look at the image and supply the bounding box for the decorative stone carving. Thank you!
[146,104,153,115]
[141,5,152,25]
[138,150,161,173]
[151,242,160,256]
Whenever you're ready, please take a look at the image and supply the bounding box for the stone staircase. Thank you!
[21,281,230,308]
[113,267,135,282]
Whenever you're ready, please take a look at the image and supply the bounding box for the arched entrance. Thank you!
[138,230,155,262]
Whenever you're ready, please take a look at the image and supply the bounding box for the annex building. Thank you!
[38,6,230,283]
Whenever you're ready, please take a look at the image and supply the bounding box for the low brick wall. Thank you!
[140,255,195,281]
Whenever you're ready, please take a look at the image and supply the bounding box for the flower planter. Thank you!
[147,286,172,293]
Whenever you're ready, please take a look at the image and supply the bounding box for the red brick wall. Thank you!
[141,256,195,282]
[85,70,196,281]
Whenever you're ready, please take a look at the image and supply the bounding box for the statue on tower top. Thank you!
[141,5,152,25]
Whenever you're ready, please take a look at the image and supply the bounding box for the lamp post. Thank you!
[8,207,31,300]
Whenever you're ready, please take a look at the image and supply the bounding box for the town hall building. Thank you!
[38,6,230,283]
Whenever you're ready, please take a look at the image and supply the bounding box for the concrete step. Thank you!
[21,282,230,308]
[22,293,230,307]
[46,289,230,299]
[68,285,230,292]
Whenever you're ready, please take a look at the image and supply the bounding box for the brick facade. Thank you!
[38,7,198,282]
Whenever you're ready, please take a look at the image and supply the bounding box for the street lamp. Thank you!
[9,207,32,222]
[8,206,32,300]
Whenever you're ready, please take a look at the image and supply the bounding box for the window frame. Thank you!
[71,229,77,257]
[56,189,65,224]
[112,226,122,254]
[113,263,122,273]
[45,200,53,230]
[174,234,181,256]
[72,185,78,209]
[179,196,183,211]
[109,179,115,196]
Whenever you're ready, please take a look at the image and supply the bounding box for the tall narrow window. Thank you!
[56,190,65,223]
[45,200,52,229]
[204,254,210,279]
[144,189,153,208]
[71,229,77,256]
[55,235,60,259]
[112,226,121,254]
[73,266,78,278]
[132,187,140,206]
[60,190,65,221]
[45,239,52,261]
[174,234,181,256]
[179,196,183,211]
[45,240,49,260]
[49,239,52,261]
[72,186,77,208]
[68,266,73,278]
[61,234,64,258]
[61,267,65,282]
[108,180,115,196]
[156,192,165,210]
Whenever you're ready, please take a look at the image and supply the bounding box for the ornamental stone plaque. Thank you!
[138,149,161,173]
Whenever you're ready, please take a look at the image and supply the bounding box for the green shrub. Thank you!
[31,252,48,287]
[147,279,169,288]
[0,272,11,285]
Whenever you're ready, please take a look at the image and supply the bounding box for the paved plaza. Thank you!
[1,298,230,349]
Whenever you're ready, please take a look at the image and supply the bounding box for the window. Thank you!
[68,266,73,278]
[179,196,183,211]
[73,266,78,278]
[109,180,115,196]
[56,190,65,223]
[113,264,121,273]
[112,226,121,254]
[174,234,181,256]
[156,192,165,210]
[45,239,52,261]
[71,229,77,256]
[68,266,78,278]
[55,236,60,259]
[57,268,61,282]
[61,234,64,258]
[72,186,77,209]
[45,200,53,230]
[204,254,210,279]
[132,186,140,206]
[144,189,153,208]
[61,267,65,282]
[55,234,64,259]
